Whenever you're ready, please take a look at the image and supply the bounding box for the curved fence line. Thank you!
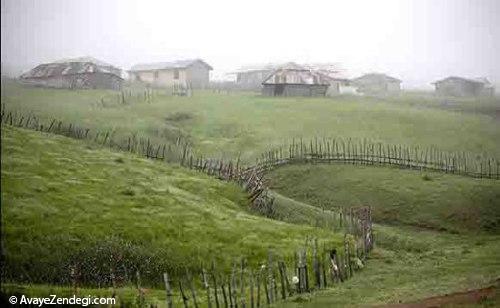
[251,138,499,180]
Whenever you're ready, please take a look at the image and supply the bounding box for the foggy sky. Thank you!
[2,0,499,89]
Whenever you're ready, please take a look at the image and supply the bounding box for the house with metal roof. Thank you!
[234,62,354,95]
[432,76,495,97]
[128,59,212,89]
[20,57,123,90]
[261,63,331,97]
[350,73,402,95]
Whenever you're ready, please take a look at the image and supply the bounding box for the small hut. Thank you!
[261,63,331,97]
[432,76,495,97]
[351,73,401,95]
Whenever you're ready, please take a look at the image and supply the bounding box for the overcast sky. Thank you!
[2,0,499,88]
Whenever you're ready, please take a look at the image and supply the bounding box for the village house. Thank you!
[350,73,401,95]
[128,59,212,89]
[261,63,331,97]
[20,57,123,90]
[432,76,495,97]
[236,62,355,95]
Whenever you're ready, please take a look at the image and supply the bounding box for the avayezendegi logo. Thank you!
[7,294,115,307]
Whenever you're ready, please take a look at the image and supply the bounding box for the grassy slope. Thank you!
[2,81,500,305]
[268,164,500,233]
[2,81,499,162]
[266,164,500,306]
[1,126,341,287]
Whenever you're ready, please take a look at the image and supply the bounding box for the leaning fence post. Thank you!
[262,266,270,305]
[250,271,255,308]
[227,277,234,308]
[179,280,189,308]
[211,262,220,308]
[278,261,286,300]
[240,259,246,308]
[221,282,228,308]
[136,270,145,306]
[267,250,275,303]
[163,272,174,308]
[187,270,200,308]
[256,270,261,308]
[231,264,238,308]
[313,238,321,290]
[203,268,212,308]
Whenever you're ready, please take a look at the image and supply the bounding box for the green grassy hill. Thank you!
[2,80,499,162]
[2,81,500,306]
[268,164,500,234]
[1,126,340,287]
[266,164,500,306]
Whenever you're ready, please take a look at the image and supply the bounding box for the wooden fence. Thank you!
[0,110,275,213]
[2,110,498,218]
[71,207,373,307]
[252,138,500,180]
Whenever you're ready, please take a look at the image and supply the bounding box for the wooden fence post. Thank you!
[267,250,275,303]
[227,277,234,308]
[136,270,145,306]
[179,280,189,308]
[163,272,174,308]
[221,282,229,308]
[278,261,286,300]
[313,238,321,290]
[250,271,255,308]
[187,270,199,308]
[211,262,220,308]
[240,259,246,308]
[256,270,261,308]
[203,269,212,308]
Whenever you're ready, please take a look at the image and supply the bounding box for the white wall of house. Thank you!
[131,64,209,88]
[131,69,187,87]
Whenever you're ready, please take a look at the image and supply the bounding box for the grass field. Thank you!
[268,164,500,234]
[266,164,500,306]
[1,126,341,288]
[2,80,500,306]
[2,80,499,163]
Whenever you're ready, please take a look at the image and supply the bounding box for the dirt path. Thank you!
[381,284,499,307]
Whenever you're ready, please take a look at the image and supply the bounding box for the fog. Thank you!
[2,0,499,89]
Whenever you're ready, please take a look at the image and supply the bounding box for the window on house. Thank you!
[174,69,179,80]
[154,71,159,79]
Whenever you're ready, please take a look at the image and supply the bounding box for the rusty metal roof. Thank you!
[262,64,332,85]
[21,58,122,79]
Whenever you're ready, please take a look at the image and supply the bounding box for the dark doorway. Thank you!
[274,84,285,96]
